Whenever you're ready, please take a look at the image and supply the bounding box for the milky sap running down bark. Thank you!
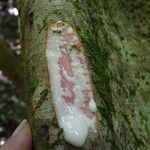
[46,21,97,147]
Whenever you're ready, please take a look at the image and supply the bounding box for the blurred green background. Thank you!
[0,0,26,146]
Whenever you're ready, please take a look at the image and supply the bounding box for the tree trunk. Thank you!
[19,0,150,149]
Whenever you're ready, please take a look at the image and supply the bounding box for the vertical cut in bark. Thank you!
[19,0,150,149]
[46,21,98,147]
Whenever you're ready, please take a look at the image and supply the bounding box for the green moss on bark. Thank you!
[70,0,150,149]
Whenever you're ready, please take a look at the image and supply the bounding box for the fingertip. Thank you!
[22,122,32,138]
[2,121,32,150]
[11,119,27,137]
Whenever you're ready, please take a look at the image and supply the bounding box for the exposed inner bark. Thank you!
[46,21,98,147]
[19,0,150,149]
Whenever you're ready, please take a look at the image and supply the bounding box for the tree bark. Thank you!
[19,0,150,149]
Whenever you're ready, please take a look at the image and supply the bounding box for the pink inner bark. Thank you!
[47,22,97,147]
[56,24,96,119]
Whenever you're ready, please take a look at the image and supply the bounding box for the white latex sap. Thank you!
[46,22,97,147]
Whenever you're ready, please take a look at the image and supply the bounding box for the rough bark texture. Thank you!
[19,0,150,150]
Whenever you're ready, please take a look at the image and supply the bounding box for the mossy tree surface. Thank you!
[19,0,150,149]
